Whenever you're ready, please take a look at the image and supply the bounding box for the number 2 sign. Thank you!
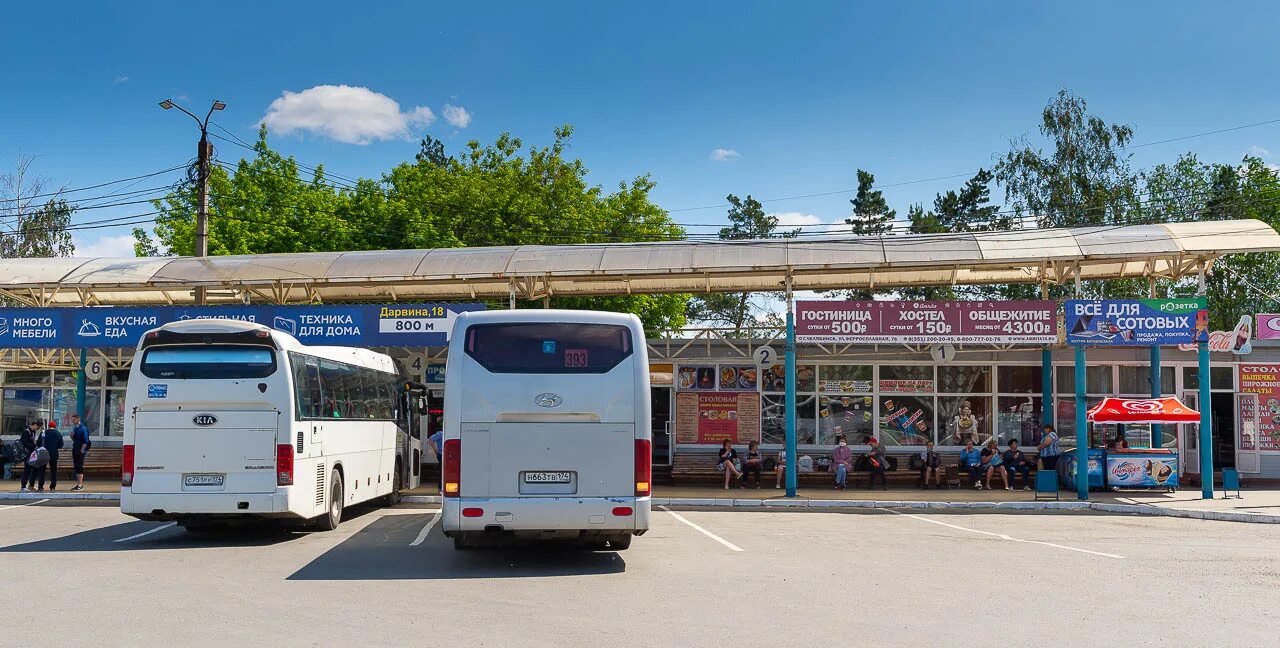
[752,346,776,366]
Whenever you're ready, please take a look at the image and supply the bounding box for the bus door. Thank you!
[399,384,425,490]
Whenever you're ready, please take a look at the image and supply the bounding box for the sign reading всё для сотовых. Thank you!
[1065,298,1208,346]
[795,301,1056,344]
[0,303,484,349]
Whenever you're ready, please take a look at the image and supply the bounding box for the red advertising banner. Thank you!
[674,392,761,444]
[796,300,1057,344]
[1238,364,1280,451]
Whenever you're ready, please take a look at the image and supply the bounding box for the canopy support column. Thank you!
[1041,282,1053,427]
[784,275,798,498]
[1149,278,1162,447]
[1198,262,1214,499]
[1073,268,1088,500]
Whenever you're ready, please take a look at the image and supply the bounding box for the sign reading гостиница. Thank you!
[0,303,484,349]
[1064,298,1207,346]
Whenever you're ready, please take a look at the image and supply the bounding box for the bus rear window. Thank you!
[465,323,633,374]
[140,346,277,379]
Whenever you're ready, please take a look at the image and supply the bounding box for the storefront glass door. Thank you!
[1236,393,1261,473]
[1181,390,1199,476]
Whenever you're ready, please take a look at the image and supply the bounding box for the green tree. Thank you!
[1,155,74,260]
[845,169,896,235]
[901,169,1006,300]
[685,194,797,334]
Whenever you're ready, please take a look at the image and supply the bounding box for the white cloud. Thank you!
[770,212,823,228]
[74,233,137,258]
[1250,145,1272,158]
[442,103,471,128]
[113,75,129,84]
[709,148,740,161]
[261,84,436,145]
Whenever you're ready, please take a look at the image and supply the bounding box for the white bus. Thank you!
[121,319,422,531]
[441,310,651,550]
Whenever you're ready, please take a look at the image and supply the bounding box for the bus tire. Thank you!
[453,533,474,550]
[315,471,344,532]
[383,462,403,507]
[608,534,632,551]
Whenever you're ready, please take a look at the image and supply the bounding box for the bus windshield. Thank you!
[464,322,632,374]
[140,345,277,380]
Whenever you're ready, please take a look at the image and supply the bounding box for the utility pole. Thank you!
[159,98,225,305]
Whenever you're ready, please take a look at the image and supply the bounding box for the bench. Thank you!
[3,448,122,480]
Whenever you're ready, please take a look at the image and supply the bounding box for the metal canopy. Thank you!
[3,219,1279,306]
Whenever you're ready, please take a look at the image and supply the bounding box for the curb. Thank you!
[402,495,443,505]
[0,492,119,501]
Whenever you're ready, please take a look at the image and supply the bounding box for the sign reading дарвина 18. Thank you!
[0,303,484,349]
[795,300,1057,344]
[1065,298,1207,346]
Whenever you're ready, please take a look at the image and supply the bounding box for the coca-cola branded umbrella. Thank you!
[1086,397,1201,425]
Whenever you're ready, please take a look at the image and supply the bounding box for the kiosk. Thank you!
[1086,397,1198,493]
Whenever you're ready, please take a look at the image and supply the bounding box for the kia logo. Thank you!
[192,414,218,427]
[534,393,563,408]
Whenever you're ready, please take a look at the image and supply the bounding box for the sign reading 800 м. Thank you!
[0,303,485,349]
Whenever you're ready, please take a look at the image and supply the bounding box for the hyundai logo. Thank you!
[192,414,218,427]
[534,393,563,408]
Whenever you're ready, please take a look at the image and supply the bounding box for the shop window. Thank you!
[2,387,48,436]
[996,396,1042,447]
[817,394,874,444]
[818,365,872,393]
[938,365,991,394]
[1183,366,1234,391]
[761,364,815,393]
[719,365,758,391]
[1052,397,1102,450]
[1117,366,1176,395]
[4,371,50,385]
[997,365,1043,395]
[879,365,934,393]
[677,365,717,391]
[1056,365,1113,394]
[53,371,78,388]
[880,395,935,446]
[107,370,130,387]
[761,394,816,445]
[937,396,989,446]
[106,391,127,436]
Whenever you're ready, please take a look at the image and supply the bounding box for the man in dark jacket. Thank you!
[19,421,41,492]
[70,414,91,491]
[41,420,64,491]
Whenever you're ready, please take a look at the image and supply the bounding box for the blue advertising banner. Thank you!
[0,303,485,350]
[1065,298,1208,346]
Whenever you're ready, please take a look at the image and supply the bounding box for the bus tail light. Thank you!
[121,444,135,487]
[612,506,633,516]
[276,444,294,486]
[442,439,461,497]
[462,507,484,518]
[635,439,651,497]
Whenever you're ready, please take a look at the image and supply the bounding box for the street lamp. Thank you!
[158,98,225,304]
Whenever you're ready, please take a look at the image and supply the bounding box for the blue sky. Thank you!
[2,0,1278,257]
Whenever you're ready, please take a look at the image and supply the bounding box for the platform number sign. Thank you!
[752,346,776,366]
[84,359,104,381]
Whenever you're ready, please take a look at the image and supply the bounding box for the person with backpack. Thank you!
[19,421,42,492]
[70,414,92,491]
[40,420,65,491]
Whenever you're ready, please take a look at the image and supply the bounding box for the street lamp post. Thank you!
[159,98,225,305]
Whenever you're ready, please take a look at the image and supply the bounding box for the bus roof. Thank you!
[145,319,399,374]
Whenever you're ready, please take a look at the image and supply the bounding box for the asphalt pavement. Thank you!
[0,500,1276,647]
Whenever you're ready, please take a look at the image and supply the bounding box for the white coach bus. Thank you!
[441,310,651,550]
[121,319,422,531]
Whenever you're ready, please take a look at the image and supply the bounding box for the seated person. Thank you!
[740,440,764,488]
[717,439,742,490]
[917,440,941,490]
[1003,439,1032,490]
[960,440,984,488]
[832,435,854,489]
[775,448,787,489]
[864,437,887,491]
[980,439,1009,490]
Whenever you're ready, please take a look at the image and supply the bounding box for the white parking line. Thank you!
[881,509,1123,559]
[0,499,48,511]
[659,506,743,552]
[114,522,177,543]
[410,513,441,547]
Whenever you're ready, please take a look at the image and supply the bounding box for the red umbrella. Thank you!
[1086,397,1201,425]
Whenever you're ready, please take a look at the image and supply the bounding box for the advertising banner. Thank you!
[674,392,761,444]
[0,303,484,349]
[1065,298,1207,346]
[795,300,1056,344]
[1237,364,1280,451]
[1106,452,1179,489]
[1257,314,1280,340]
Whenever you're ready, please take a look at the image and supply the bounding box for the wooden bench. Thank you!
[3,448,122,480]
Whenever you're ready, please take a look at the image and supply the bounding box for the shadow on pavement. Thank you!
[289,513,627,581]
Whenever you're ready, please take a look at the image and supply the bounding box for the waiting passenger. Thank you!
[917,440,942,490]
[774,448,787,489]
[832,434,853,490]
[980,439,1009,491]
[718,439,742,490]
[960,439,984,489]
[864,437,887,491]
[1038,424,1061,470]
[740,441,764,488]
[1003,439,1032,490]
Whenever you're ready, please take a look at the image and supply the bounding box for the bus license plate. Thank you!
[183,473,225,487]
[524,471,572,484]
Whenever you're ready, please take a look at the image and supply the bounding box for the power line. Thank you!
[0,165,187,205]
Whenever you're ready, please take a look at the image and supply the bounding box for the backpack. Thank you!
[28,447,49,469]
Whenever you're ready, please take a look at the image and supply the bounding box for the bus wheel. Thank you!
[608,534,632,551]
[453,533,474,550]
[384,464,403,507]
[316,472,344,531]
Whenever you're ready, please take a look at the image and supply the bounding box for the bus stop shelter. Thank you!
[3,219,1279,499]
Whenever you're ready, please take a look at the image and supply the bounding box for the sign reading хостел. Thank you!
[795,301,1057,344]
[0,303,484,349]
[1065,298,1207,346]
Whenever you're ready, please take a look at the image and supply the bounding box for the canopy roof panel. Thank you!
[2,219,1277,306]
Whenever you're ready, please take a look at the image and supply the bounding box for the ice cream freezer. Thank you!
[1106,449,1179,492]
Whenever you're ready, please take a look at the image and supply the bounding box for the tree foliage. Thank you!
[845,169,896,235]
[138,126,690,332]
[1,155,75,260]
